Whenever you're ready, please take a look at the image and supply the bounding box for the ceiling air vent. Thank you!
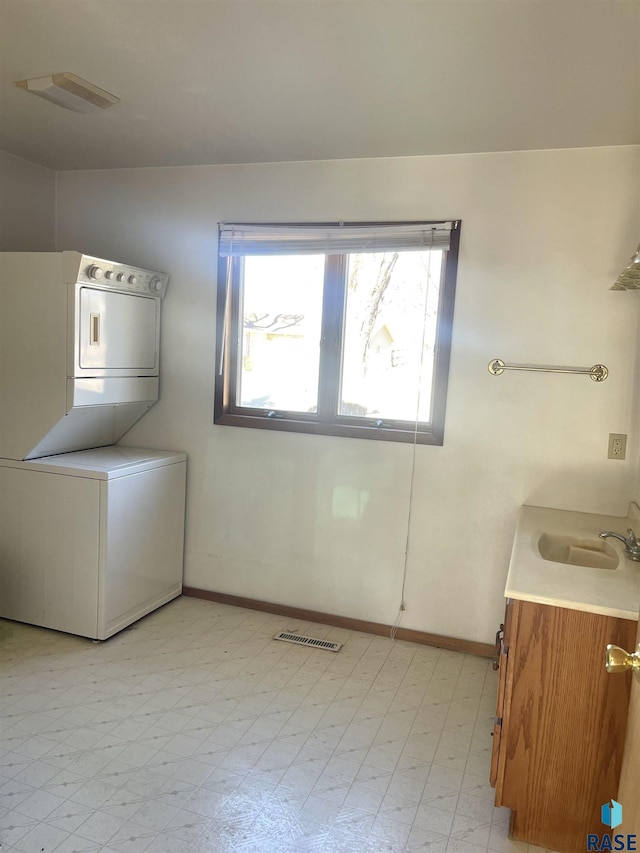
[274,631,342,652]
[15,72,119,113]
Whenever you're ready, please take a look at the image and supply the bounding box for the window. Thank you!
[215,221,460,444]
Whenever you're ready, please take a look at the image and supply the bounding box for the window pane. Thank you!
[238,255,324,413]
[340,250,443,423]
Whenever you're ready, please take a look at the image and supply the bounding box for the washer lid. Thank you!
[0,446,186,479]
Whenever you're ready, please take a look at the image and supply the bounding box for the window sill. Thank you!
[214,412,443,445]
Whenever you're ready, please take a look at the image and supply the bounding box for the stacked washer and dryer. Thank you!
[0,252,186,640]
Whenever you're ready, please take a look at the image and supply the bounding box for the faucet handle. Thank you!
[627,528,638,546]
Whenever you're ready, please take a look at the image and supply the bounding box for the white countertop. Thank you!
[505,503,640,621]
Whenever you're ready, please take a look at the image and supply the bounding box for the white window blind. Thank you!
[218,222,454,257]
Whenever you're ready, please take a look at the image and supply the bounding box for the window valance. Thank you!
[218,221,455,257]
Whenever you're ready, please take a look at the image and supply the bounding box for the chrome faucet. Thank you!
[599,528,640,561]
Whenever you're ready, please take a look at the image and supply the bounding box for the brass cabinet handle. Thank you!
[605,643,640,680]
[493,623,505,671]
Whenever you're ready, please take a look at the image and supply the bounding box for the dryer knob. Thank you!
[105,271,114,280]
[149,277,163,292]
[88,265,104,280]
[116,273,126,282]
[128,275,137,285]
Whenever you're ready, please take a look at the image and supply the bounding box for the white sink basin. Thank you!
[506,503,640,620]
[538,533,619,569]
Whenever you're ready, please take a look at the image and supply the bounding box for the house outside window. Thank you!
[215,221,460,445]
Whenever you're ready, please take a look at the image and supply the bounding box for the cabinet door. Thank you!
[490,600,514,798]
[501,601,635,852]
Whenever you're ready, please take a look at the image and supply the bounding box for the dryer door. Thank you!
[78,287,158,372]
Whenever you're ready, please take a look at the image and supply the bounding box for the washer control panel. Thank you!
[78,256,169,298]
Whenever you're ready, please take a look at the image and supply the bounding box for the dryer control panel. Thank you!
[75,255,169,298]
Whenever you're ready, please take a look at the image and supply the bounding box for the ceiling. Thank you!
[1,0,639,171]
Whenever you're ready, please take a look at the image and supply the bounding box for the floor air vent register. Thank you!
[274,631,342,652]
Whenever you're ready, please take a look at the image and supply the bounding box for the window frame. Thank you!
[214,221,460,445]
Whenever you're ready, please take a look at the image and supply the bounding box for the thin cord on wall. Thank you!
[390,235,434,641]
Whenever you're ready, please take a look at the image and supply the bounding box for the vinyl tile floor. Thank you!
[0,596,546,853]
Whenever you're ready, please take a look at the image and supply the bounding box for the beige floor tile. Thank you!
[0,598,505,852]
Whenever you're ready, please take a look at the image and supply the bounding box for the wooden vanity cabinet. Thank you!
[490,598,636,853]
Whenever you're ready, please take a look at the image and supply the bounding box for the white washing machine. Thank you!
[0,446,186,640]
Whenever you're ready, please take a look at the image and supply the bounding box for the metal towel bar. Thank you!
[488,359,608,382]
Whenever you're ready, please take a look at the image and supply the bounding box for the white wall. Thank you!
[55,146,640,644]
[0,150,56,250]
